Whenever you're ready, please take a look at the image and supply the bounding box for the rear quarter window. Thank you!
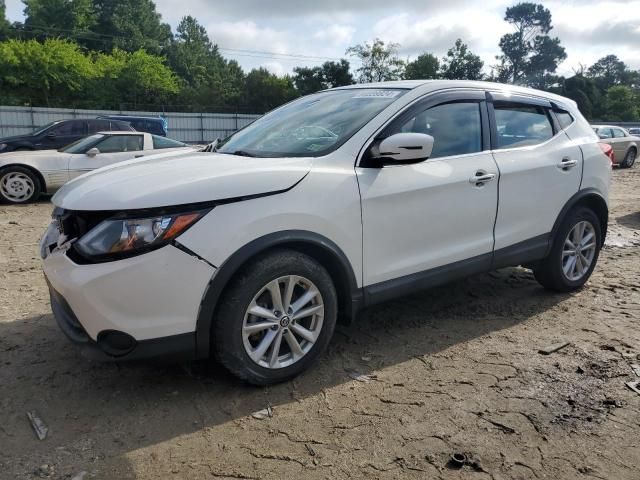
[152,135,187,149]
[555,111,574,130]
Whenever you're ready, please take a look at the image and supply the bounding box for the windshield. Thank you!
[61,134,105,153]
[217,88,407,158]
[32,122,57,136]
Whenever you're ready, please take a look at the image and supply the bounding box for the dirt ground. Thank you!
[1,169,639,480]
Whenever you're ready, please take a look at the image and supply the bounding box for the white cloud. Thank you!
[314,24,356,47]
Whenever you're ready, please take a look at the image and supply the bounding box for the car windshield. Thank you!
[60,134,105,153]
[217,88,407,158]
[32,122,57,136]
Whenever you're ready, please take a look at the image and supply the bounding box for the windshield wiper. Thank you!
[228,150,257,157]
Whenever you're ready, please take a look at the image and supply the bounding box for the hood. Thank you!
[52,152,312,211]
[0,149,66,164]
[0,134,35,144]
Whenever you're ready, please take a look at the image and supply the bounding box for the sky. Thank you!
[5,0,640,77]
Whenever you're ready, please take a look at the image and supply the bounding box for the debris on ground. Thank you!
[251,406,273,420]
[26,411,48,440]
[630,364,640,377]
[345,368,376,383]
[538,342,571,355]
[626,381,640,396]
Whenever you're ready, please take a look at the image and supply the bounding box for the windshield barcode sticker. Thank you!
[352,90,401,99]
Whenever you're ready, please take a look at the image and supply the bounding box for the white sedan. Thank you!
[0,132,195,203]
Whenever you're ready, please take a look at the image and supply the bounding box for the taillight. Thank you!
[599,143,615,165]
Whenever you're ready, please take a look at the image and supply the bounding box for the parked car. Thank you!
[41,80,611,385]
[0,119,135,154]
[97,115,168,136]
[592,125,638,168]
[628,127,640,136]
[0,132,192,203]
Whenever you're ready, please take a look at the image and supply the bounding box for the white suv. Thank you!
[41,81,611,385]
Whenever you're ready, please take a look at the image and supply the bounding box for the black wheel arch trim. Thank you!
[193,230,361,358]
[548,188,608,254]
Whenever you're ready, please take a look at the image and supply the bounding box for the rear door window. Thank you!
[88,120,111,134]
[612,128,627,138]
[493,103,553,149]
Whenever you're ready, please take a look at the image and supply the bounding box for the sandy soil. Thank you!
[1,168,639,480]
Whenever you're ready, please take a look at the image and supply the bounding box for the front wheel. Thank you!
[0,166,41,204]
[213,249,338,385]
[533,207,602,292]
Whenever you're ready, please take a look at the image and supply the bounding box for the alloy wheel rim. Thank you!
[0,172,34,202]
[562,220,597,281]
[242,275,324,369]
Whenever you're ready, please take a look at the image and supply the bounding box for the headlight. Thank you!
[73,210,208,260]
[0,144,7,151]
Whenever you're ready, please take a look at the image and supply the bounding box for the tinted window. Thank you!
[393,102,482,158]
[110,121,133,132]
[94,135,144,153]
[146,121,165,135]
[494,103,553,149]
[555,111,574,130]
[88,120,111,134]
[130,120,146,131]
[217,88,407,158]
[152,135,187,149]
[51,121,86,136]
[612,128,627,138]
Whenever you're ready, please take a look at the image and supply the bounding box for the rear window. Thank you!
[152,135,187,149]
[494,103,553,149]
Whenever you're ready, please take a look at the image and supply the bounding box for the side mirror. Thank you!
[377,133,434,163]
[86,147,100,157]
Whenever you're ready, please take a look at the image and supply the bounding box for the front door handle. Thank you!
[469,171,497,186]
[135,154,145,158]
[558,158,578,170]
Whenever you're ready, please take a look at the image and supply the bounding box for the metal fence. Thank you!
[0,106,262,143]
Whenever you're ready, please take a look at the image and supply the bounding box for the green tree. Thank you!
[0,38,95,106]
[293,59,353,95]
[496,2,566,86]
[346,38,405,83]
[23,0,96,40]
[560,74,601,120]
[92,0,171,53]
[167,15,216,87]
[440,39,483,80]
[243,68,298,112]
[603,85,638,121]
[404,53,439,80]
[93,48,178,108]
[587,55,629,90]
[0,0,11,40]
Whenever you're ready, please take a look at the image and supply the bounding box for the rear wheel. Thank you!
[621,148,636,168]
[0,166,41,204]
[213,249,338,385]
[533,207,602,292]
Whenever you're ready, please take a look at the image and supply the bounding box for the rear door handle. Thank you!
[469,171,497,185]
[558,158,578,170]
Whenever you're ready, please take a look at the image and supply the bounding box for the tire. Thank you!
[621,148,636,168]
[213,249,338,385]
[533,207,602,292]
[0,166,41,204]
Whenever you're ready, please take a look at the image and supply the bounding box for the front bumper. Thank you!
[41,228,216,360]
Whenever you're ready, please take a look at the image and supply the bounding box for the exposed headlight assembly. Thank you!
[73,209,208,261]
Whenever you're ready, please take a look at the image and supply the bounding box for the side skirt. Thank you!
[362,234,550,308]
